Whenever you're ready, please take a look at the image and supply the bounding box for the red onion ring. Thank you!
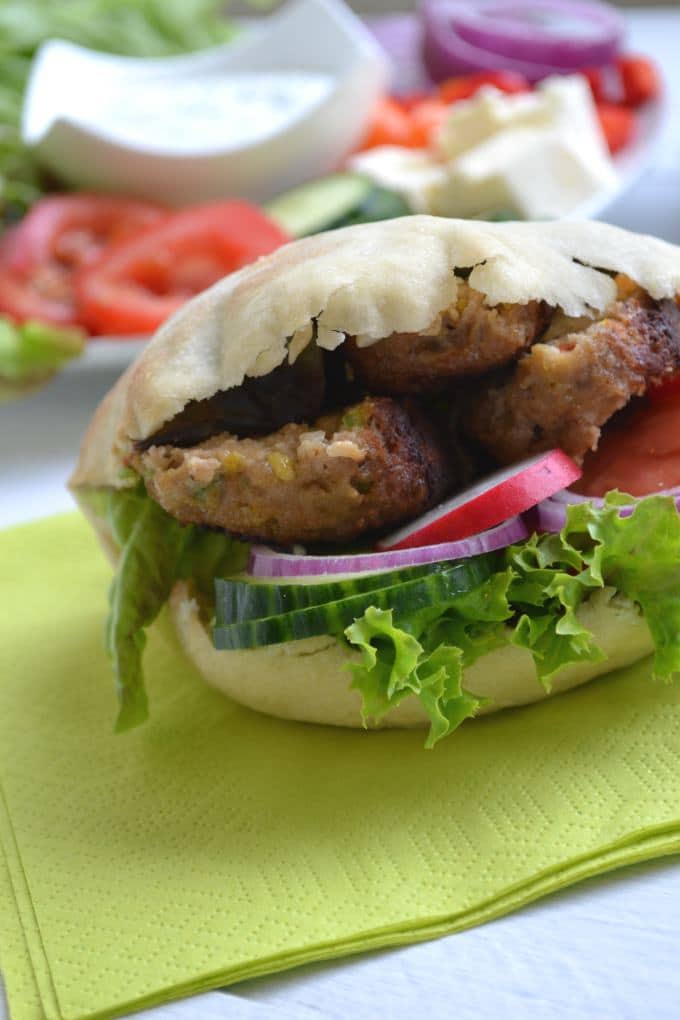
[248,516,528,579]
[422,0,624,83]
[549,483,680,505]
[450,1,624,70]
[533,489,680,532]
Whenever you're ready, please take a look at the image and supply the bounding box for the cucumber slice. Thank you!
[216,562,442,626]
[265,173,371,237]
[213,557,493,650]
[264,173,410,238]
[329,185,410,230]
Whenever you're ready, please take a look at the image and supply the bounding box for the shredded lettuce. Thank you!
[345,494,680,746]
[104,486,248,731]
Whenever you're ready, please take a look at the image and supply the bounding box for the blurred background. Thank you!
[2,0,680,524]
[239,0,680,10]
[3,4,680,1020]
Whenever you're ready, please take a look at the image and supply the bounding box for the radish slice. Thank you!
[379,449,581,552]
[248,516,528,578]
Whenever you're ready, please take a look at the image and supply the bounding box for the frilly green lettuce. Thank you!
[345,494,680,747]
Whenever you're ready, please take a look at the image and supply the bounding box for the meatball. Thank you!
[131,397,453,545]
[468,294,680,464]
[344,282,549,395]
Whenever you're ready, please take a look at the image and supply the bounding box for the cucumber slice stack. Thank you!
[213,555,495,650]
[217,561,441,624]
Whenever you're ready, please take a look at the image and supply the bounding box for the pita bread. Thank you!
[69,216,676,729]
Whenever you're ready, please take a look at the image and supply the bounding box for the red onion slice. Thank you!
[549,482,680,505]
[422,0,623,83]
[248,516,528,579]
[450,0,624,70]
[532,497,574,532]
[533,489,680,532]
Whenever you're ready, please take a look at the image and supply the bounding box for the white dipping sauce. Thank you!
[91,71,335,151]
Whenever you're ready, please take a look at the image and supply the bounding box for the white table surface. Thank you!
[2,8,680,1019]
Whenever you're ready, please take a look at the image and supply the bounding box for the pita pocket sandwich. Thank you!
[71,216,680,746]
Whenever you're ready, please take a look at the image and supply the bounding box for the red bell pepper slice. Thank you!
[438,71,529,104]
[617,55,661,108]
[596,102,636,154]
[356,97,421,151]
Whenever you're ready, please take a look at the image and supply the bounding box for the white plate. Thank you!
[66,336,149,374]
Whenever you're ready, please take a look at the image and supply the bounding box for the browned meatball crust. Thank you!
[468,294,680,464]
[344,282,549,394]
[131,397,453,545]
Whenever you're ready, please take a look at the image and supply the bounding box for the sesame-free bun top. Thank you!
[70,216,680,491]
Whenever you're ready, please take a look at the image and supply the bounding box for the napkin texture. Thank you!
[1,513,679,1020]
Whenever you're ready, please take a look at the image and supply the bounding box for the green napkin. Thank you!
[1,514,679,1020]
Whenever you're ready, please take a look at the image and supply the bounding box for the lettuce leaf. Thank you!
[104,486,248,731]
[0,318,85,400]
[345,607,479,748]
[562,494,680,679]
[345,493,680,747]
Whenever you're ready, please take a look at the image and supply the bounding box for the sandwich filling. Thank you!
[129,277,680,547]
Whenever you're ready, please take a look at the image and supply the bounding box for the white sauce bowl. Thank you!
[22,0,389,205]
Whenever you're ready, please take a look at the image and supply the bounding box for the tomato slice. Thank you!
[75,201,291,336]
[4,194,167,273]
[0,194,167,328]
[576,396,680,497]
[648,372,680,403]
[0,263,76,327]
[0,224,77,327]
